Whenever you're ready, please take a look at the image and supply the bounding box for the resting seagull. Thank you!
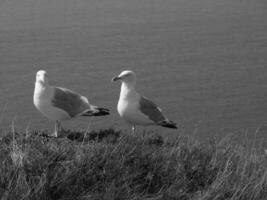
[33,70,109,137]
[112,70,177,134]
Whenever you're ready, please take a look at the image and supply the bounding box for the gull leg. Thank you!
[53,120,59,137]
[132,125,136,134]
[58,121,62,134]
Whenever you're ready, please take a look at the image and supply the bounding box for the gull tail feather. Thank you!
[81,106,110,117]
[157,120,177,129]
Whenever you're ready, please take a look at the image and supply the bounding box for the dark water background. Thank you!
[0,0,266,141]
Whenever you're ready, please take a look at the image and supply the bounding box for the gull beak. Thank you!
[112,76,121,82]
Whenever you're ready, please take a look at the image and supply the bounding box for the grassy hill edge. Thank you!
[0,128,266,200]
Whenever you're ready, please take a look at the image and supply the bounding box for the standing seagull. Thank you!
[112,70,177,134]
[33,70,109,137]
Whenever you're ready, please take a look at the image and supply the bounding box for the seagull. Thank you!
[112,70,177,134]
[33,70,110,137]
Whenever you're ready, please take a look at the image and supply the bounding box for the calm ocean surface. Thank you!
[0,0,266,140]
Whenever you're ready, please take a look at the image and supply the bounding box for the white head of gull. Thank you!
[33,70,109,137]
[112,70,177,134]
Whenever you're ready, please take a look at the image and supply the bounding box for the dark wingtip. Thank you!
[98,108,110,115]
[81,107,110,117]
[158,120,178,129]
[93,109,110,116]
[92,107,110,116]
[161,124,178,129]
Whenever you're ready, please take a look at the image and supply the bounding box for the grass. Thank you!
[0,128,266,200]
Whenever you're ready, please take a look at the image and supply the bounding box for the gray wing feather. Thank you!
[139,96,166,123]
[51,87,90,117]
